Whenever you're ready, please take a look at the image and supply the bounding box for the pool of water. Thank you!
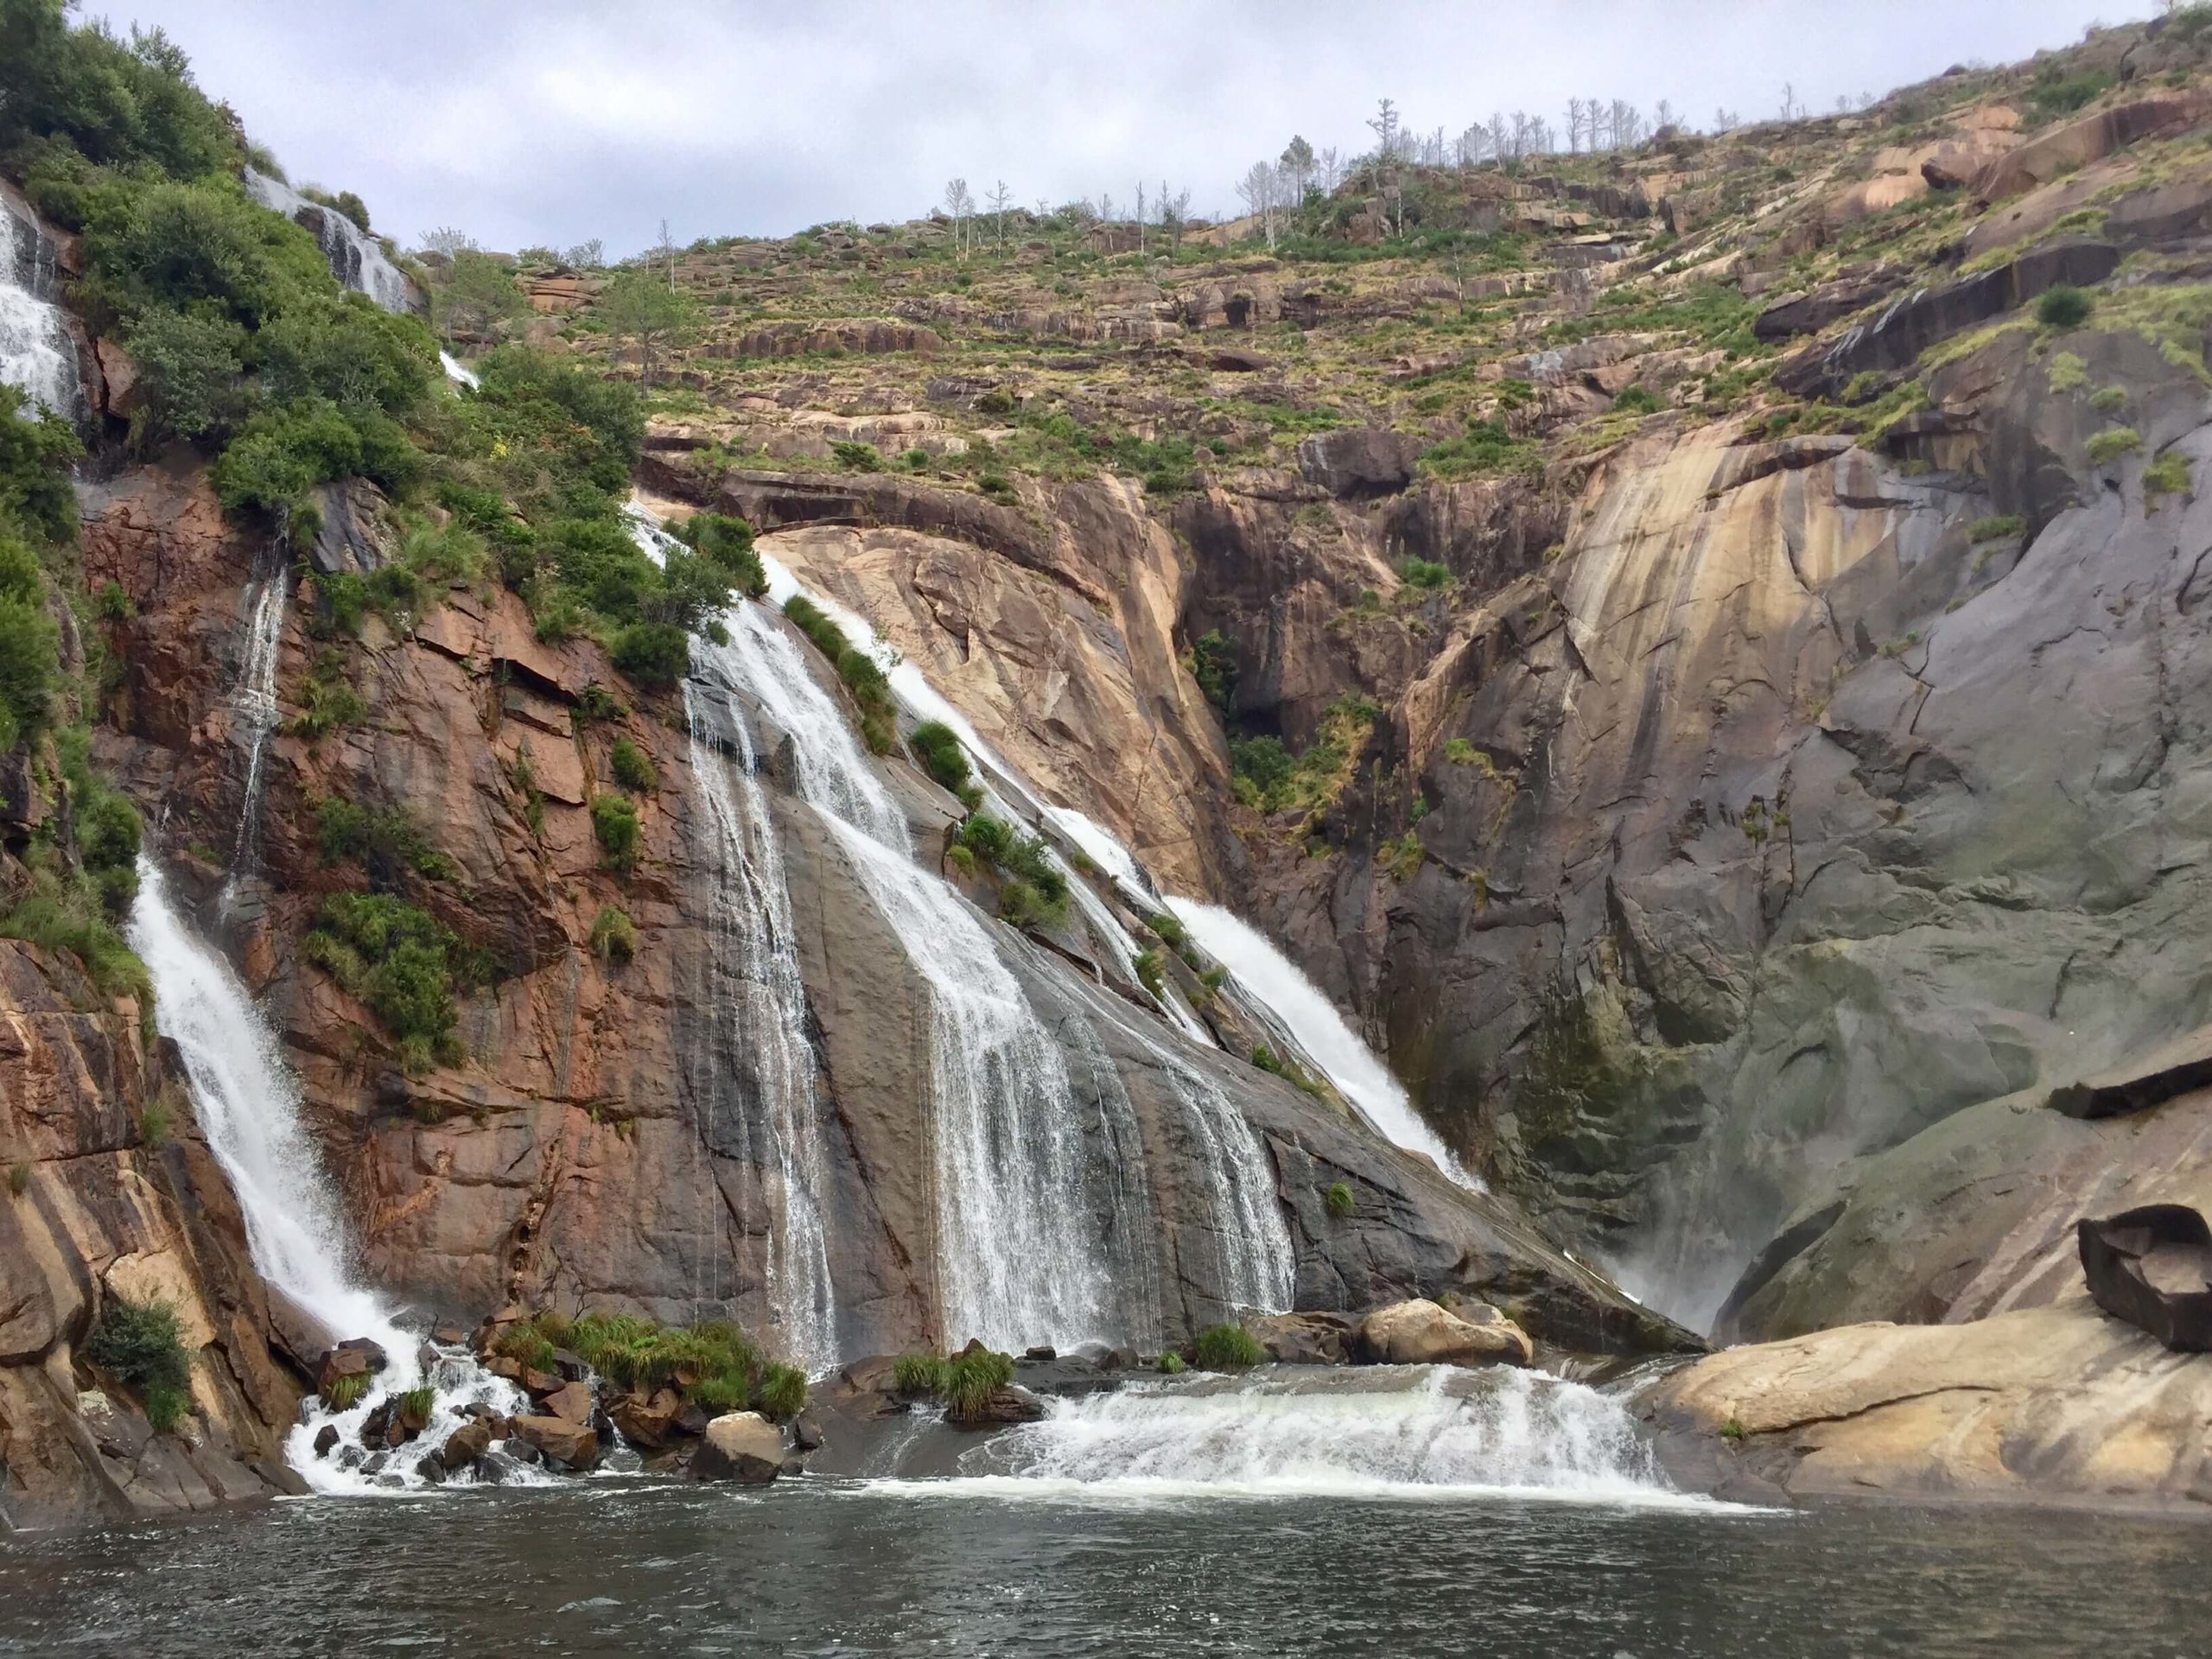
[2,1478,2207,1657]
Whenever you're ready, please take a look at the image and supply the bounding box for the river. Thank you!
[0,1478,2204,1657]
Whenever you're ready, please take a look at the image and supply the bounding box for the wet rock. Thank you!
[607,1389,685,1450]
[337,1445,365,1472]
[312,1425,340,1459]
[791,1413,825,1452]
[1356,1299,1534,1368]
[317,1339,386,1396]
[415,1454,447,1485]
[694,1412,785,1483]
[1024,1344,1058,1362]
[954,1385,1047,1427]
[1751,271,1902,341]
[440,1419,492,1470]
[1247,1312,1355,1366]
[538,1380,597,1427]
[510,1414,601,1473]
[430,1322,468,1346]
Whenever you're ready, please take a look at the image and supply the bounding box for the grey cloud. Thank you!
[108,0,2147,256]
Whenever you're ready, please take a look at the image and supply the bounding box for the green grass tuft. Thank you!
[1192,1323,1264,1371]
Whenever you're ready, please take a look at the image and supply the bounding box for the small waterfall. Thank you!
[243,169,414,315]
[946,1366,1694,1504]
[129,859,538,1491]
[0,194,83,420]
[226,568,289,879]
[438,350,478,389]
[682,671,838,1374]
[1166,899,1477,1187]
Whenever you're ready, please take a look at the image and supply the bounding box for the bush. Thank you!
[907,720,973,796]
[315,797,453,880]
[143,1385,189,1433]
[302,891,472,1073]
[831,441,881,472]
[753,1362,808,1423]
[673,512,765,600]
[125,308,245,443]
[1401,557,1452,590]
[1611,384,1661,414]
[2037,285,2094,331]
[591,794,642,871]
[1133,948,1166,999]
[1229,734,1295,809]
[1325,1180,1357,1218]
[955,814,1069,924]
[1192,1323,1264,1371]
[944,1346,1014,1418]
[1967,513,2025,543]
[321,1370,371,1411]
[1158,1351,1185,1375]
[87,1297,191,1408]
[2087,426,2142,464]
[2145,451,2193,499]
[893,1352,951,1395]
[610,620,690,689]
[589,904,637,962]
[781,595,898,754]
[1182,629,1238,716]
[609,735,658,793]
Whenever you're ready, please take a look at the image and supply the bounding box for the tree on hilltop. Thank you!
[601,266,700,393]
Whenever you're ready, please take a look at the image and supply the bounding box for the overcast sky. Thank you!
[109,1,2149,257]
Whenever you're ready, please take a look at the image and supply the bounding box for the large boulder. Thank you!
[509,1414,601,1472]
[607,1389,687,1449]
[1247,1312,1355,1365]
[1971,93,2204,204]
[694,1412,785,1483]
[316,1338,386,1396]
[537,1380,597,1426]
[1356,1299,1534,1368]
[439,1418,492,1470]
[1297,428,1421,497]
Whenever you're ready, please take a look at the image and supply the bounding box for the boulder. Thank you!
[693,1412,785,1483]
[607,1389,685,1449]
[415,1454,448,1485]
[1296,428,1421,497]
[440,1418,493,1470]
[510,1414,601,1472]
[1751,272,1903,341]
[1971,94,2204,204]
[1356,1299,1534,1368]
[1246,1311,1355,1365]
[311,1424,340,1459]
[538,1380,597,1426]
[951,1385,1046,1427]
[317,1338,386,1395]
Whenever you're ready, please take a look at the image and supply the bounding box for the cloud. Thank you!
[111,0,2147,256]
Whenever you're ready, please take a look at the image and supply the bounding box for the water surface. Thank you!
[2,1480,2204,1657]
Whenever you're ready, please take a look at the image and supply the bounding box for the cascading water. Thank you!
[439,350,479,389]
[0,193,83,421]
[927,1365,1703,1506]
[682,667,839,1374]
[243,169,415,315]
[129,859,537,1492]
[224,568,289,887]
[1166,898,1477,1187]
[696,587,1157,1349]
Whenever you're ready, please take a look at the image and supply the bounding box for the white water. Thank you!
[683,671,839,1374]
[226,571,289,880]
[1166,899,1475,1186]
[903,1365,1707,1507]
[244,170,414,315]
[439,350,479,389]
[0,194,82,420]
[130,860,536,1493]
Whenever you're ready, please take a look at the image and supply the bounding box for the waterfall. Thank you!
[226,569,289,880]
[129,859,538,1491]
[243,169,414,315]
[439,350,479,389]
[681,672,838,1374]
[0,194,83,421]
[1166,899,1477,1188]
[916,1365,1701,1505]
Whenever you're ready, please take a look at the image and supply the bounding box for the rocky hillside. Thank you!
[511,13,2212,1343]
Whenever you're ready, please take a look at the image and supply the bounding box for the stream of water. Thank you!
[0,192,82,420]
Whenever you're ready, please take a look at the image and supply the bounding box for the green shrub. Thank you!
[591,793,642,871]
[907,720,973,795]
[1967,513,2025,543]
[1192,1323,1264,1370]
[138,1092,172,1147]
[893,1352,951,1395]
[302,891,472,1073]
[944,1346,1014,1417]
[320,1370,371,1411]
[2089,385,2129,415]
[143,1385,189,1433]
[397,1383,436,1421]
[1147,912,1187,949]
[2037,285,2094,331]
[955,815,1069,923]
[2046,351,2088,392]
[315,797,453,880]
[672,512,766,599]
[2087,426,2142,464]
[1611,384,1661,414]
[609,735,658,793]
[610,620,690,689]
[1325,1180,1357,1218]
[87,1297,191,1403]
[492,1321,558,1374]
[589,905,637,962]
[781,595,898,753]
[753,1362,808,1423]
[6,1162,28,1198]
[1157,1351,1186,1375]
[2145,451,2193,499]
[831,441,881,471]
[1401,558,1452,590]
[1182,629,1238,716]
[1133,947,1166,999]
[1229,734,1295,809]
[289,652,368,739]
[944,842,976,876]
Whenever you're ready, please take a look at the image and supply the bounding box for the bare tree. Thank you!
[943,177,975,257]
[1456,122,1489,167]
[1714,105,1740,131]
[1160,181,1192,253]
[986,180,1014,255]
[419,226,480,255]
[1135,180,1147,255]
[1317,146,1343,194]
[1608,100,1644,149]
[1565,96,1586,153]
[1367,97,1402,159]
[656,217,678,289]
[1280,134,1315,200]
[563,238,604,268]
[1780,82,1800,120]
[1487,111,1510,165]
[1654,99,1678,135]
[1236,160,1285,250]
